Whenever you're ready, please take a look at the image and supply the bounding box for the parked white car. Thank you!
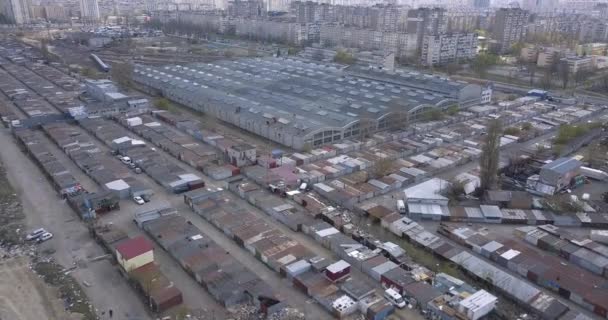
[121,157,132,165]
[37,232,53,243]
[133,196,145,205]
[26,228,46,241]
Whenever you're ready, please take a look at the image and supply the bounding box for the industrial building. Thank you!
[134,57,485,150]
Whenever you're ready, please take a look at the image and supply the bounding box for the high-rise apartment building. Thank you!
[407,7,448,49]
[421,33,478,66]
[522,0,558,13]
[228,0,266,17]
[473,0,490,8]
[0,0,31,24]
[492,8,529,54]
[80,0,100,23]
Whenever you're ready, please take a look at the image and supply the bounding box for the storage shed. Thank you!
[325,260,351,282]
[116,235,154,272]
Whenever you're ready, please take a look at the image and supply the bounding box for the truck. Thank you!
[397,200,406,214]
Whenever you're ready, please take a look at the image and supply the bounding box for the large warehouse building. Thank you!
[134,57,486,150]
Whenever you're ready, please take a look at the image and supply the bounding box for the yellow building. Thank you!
[115,235,154,272]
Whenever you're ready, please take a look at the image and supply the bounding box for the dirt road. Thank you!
[0,128,151,320]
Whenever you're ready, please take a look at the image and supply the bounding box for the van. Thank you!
[384,288,406,308]
[397,200,406,214]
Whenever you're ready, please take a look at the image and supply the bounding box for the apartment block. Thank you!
[0,0,31,24]
[320,24,417,57]
[421,33,478,66]
[492,8,530,54]
[560,56,593,73]
[536,47,572,67]
[407,7,448,48]
[80,0,100,23]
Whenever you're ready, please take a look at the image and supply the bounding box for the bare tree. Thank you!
[528,62,537,86]
[441,179,466,204]
[111,61,134,89]
[540,69,552,90]
[445,62,461,76]
[372,158,394,178]
[558,60,570,89]
[311,48,325,61]
[479,119,502,194]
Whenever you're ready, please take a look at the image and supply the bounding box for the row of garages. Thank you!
[78,117,205,194]
[183,187,399,320]
[135,208,284,313]
[227,178,499,320]
[439,223,608,318]
[362,208,598,320]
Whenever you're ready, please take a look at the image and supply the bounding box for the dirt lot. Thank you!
[0,131,86,320]
[0,256,80,320]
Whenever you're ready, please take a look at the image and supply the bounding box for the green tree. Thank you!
[479,119,502,193]
[154,98,171,110]
[80,67,97,78]
[421,109,444,121]
[333,50,356,65]
[472,53,499,78]
[554,123,591,144]
[287,47,301,55]
[504,127,521,136]
[446,105,459,115]
[511,42,525,56]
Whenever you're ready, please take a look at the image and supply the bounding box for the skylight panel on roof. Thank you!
[367,108,379,113]
[423,95,435,100]
[317,110,328,116]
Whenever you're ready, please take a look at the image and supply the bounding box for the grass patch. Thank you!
[33,260,97,320]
